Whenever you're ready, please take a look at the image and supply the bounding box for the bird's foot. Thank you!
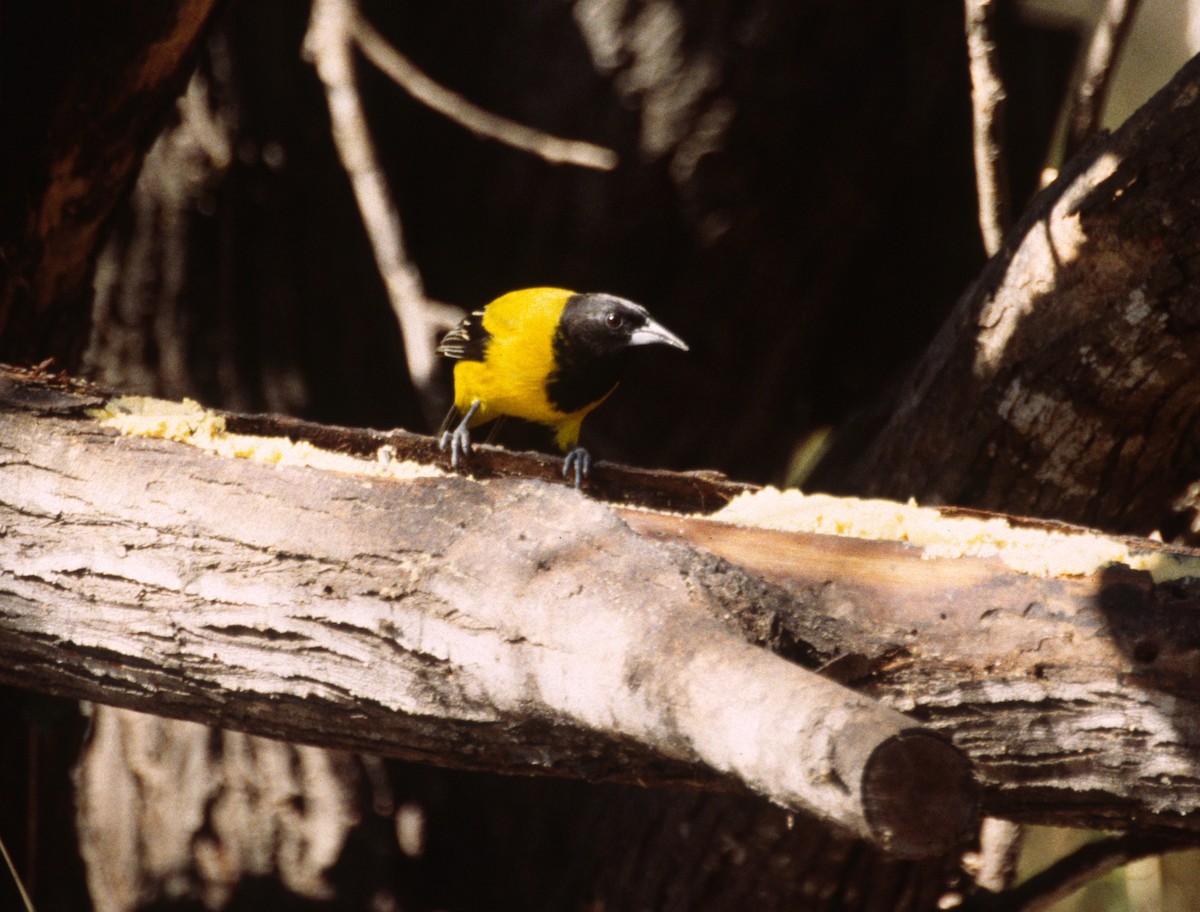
[562,447,591,489]
[439,401,480,469]
[439,424,472,468]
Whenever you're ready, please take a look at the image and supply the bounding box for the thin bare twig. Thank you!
[0,833,36,912]
[303,0,445,416]
[964,0,1011,257]
[962,832,1200,912]
[350,12,617,171]
[1063,0,1143,159]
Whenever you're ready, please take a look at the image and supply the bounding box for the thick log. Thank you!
[9,368,1200,838]
[0,369,976,859]
[627,506,1200,834]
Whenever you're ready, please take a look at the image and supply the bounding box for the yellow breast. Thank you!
[452,288,604,448]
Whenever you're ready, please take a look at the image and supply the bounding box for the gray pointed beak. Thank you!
[629,318,689,351]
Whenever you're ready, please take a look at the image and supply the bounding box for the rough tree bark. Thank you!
[846,49,1200,540]
[630,508,1200,833]
[0,377,980,857]
[580,45,1200,912]
[8,374,1200,877]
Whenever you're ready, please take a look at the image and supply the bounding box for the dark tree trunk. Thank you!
[0,0,223,367]
[843,50,1200,541]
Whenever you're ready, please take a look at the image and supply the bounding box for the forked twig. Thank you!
[303,0,618,415]
[304,0,443,410]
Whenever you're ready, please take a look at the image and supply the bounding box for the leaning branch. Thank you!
[847,50,1200,536]
[1063,0,1144,159]
[350,11,617,171]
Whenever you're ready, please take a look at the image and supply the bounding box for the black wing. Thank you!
[436,310,490,361]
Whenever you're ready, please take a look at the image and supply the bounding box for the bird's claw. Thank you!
[562,447,591,489]
[439,400,481,470]
[439,426,472,468]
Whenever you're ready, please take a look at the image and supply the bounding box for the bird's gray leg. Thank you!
[439,400,481,468]
[562,446,591,489]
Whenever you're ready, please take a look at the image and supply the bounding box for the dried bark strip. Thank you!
[0,372,976,858]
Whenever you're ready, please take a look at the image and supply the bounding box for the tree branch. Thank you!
[11,369,1200,840]
[625,503,1200,833]
[302,0,447,419]
[300,0,619,420]
[1063,0,1144,160]
[846,49,1200,537]
[964,818,1024,893]
[963,0,1011,256]
[0,371,979,859]
[350,10,617,171]
[963,832,1199,912]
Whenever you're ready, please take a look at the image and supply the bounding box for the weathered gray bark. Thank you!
[10,369,1200,844]
[12,376,1200,910]
[0,370,979,862]
[813,45,1200,912]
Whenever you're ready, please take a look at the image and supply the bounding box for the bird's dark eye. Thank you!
[606,313,624,329]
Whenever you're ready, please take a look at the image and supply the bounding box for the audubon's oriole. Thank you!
[436,287,688,486]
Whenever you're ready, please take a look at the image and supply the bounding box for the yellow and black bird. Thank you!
[436,287,688,487]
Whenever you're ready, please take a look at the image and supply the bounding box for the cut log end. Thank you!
[860,729,980,859]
